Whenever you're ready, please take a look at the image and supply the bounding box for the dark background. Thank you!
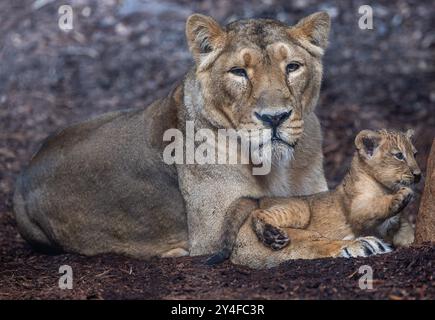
[0,0,434,299]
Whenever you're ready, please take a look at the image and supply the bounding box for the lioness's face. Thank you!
[355,129,422,190]
[186,13,330,161]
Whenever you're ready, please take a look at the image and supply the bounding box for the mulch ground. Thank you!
[1,0,434,299]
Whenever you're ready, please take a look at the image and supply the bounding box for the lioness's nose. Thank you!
[255,111,291,128]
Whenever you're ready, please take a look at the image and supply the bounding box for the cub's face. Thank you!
[355,129,422,190]
[185,13,330,161]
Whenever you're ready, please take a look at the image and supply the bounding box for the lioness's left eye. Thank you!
[286,62,301,73]
[394,152,405,160]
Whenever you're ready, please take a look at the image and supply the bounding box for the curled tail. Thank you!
[206,197,259,265]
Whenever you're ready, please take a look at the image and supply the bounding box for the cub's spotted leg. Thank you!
[339,236,392,258]
[252,199,311,250]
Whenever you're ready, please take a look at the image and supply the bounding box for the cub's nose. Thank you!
[413,172,421,183]
[255,111,291,128]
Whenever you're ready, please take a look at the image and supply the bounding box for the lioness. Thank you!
[14,12,336,267]
[252,129,420,253]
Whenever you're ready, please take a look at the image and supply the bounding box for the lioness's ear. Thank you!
[405,129,415,140]
[355,130,381,158]
[291,12,330,52]
[186,14,226,71]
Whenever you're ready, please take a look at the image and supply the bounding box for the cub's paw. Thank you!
[340,236,392,258]
[253,219,290,250]
[262,224,290,250]
[392,223,415,248]
[391,187,414,214]
[393,230,415,248]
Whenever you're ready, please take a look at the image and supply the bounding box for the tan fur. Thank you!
[244,129,420,267]
[14,13,331,267]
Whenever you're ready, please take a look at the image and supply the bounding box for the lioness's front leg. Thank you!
[177,164,261,256]
[206,197,259,264]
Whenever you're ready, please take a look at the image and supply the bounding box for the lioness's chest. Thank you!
[258,165,292,197]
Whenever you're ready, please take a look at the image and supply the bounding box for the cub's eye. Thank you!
[394,152,405,161]
[286,62,301,74]
[229,67,248,78]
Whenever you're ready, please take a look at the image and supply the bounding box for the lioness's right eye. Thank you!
[229,67,248,78]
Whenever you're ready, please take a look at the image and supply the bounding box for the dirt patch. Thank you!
[1,214,434,299]
[1,0,434,299]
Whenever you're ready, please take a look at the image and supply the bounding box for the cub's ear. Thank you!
[355,130,381,159]
[405,129,415,140]
[290,11,330,53]
[186,14,226,71]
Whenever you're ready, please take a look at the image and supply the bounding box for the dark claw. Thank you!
[261,224,290,249]
[360,239,375,256]
[271,240,289,250]
[375,240,387,252]
[274,238,288,244]
[363,244,374,256]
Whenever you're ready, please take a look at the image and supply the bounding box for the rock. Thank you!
[415,139,435,243]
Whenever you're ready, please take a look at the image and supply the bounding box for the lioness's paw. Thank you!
[340,236,392,258]
[259,223,290,250]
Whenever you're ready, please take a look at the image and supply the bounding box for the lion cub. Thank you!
[252,129,421,253]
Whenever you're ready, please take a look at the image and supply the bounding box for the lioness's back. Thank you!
[14,104,187,256]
